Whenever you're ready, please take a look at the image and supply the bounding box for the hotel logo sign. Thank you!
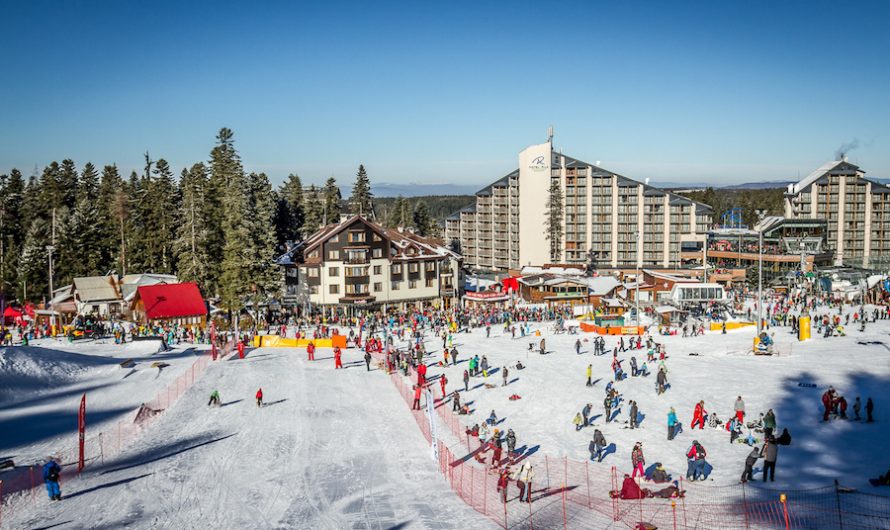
[529,155,548,172]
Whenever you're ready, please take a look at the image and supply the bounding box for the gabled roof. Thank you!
[302,215,391,258]
[790,160,863,194]
[73,276,121,303]
[136,282,207,320]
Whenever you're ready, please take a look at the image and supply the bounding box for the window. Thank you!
[374,282,382,292]
[392,264,402,274]
[425,261,436,271]
[329,284,339,294]
[308,268,319,278]
[391,280,400,290]
[372,248,383,258]
[346,283,369,294]
[408,263,419,273]
[348,231,366,243]
[330,234,339,243]
[309,286,318,294]
[328,250,340,260]
[329,267,339,277]
[373,265,382,275]
[373,233,382,242]
[345,266,366,277]
[308,250,319,259]
[409,280,417,289]
[425,278,435,288]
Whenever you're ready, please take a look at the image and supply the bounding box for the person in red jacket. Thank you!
[256,388,263,407]
[334,346,343,369]
[439,375,448,399]
[691,400,706,430]
[417,363,427,386]
[822,387,834,421]
[307,342,315,361]
[412,384,422,410]
[237,341,245,359]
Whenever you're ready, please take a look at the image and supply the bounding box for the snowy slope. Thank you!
[0,339,207,465]
[401,314,890,492]
[2,346,495,530]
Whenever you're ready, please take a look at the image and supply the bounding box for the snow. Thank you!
[1,344,494,530]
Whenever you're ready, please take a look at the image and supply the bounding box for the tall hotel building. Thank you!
[784,158,890,268]
[445,133,713,272]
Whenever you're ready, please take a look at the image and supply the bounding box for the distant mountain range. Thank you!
[370,182,479,197]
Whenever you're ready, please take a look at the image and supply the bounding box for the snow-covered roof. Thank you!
[790,160,843,194]
[73,276,121,303]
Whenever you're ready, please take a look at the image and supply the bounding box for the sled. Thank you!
[150,361,170,369]
[484,383,497,389]
[0,458,14,470]
[119,359,135,368]
[509,394,522,401]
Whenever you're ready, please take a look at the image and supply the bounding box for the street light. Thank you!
[755,210,767,336]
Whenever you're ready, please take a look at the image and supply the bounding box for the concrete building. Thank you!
[278,215,462,310]
[445,131,713,272]
[784,158,890,268]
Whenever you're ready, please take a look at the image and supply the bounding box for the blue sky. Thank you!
[1,0,888,188]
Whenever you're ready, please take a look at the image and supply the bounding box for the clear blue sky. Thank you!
[1,0,889,188]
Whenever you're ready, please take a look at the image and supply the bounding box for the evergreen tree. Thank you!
[212,128,251,313]
[412,200,434,236]
[386,196,412,228]
[323,177,341,224]
[97,165,126,272]
[79,162,99,198]
[1,169,26,294]
[60,193,103,279]
[18,218,50,301]
[150,159,179,273]
[58,159,79,209]
[245,172,280,302]
[350,164,373,218]
[274,173,305,245]
[545,178,564,262]
[36,162,62,220]
[175,164,210,285]
[303,185,324,234]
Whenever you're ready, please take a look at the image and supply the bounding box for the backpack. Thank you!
[695,442,707,459]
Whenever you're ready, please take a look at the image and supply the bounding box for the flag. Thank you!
[77,393,86,473]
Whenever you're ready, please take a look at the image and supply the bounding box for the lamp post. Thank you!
[755,210,767,335]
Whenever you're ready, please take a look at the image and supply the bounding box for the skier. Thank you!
[667,407,679,440]
[604,395,612,423]
[582,403,592,427]
[586,364,593,387]
[630,356,638,377]
[334,346,343,369]
[497,467,510,503]
[821,387,834,421]
[307,341,316,361]
[629,400,639,429]
[502,366,509,387]
[452,390,461,413]
[237,340,245,359]
[256,388,263,407]
[517,462,535,503]
[208,390,221,407]
[364,351,372,371]
[575,339,582,354]
[506,428,517,455]
[463,369,469,392]
[631,442,645,478]
[539,337,546,355]
[761,436,778,482]
[440,375,448,399]
[741,446,760,483]
[691,401,706,430]
[43,457,62,501]
[838,396,848,419]
[451,347,458,366]
[656,367,667,395]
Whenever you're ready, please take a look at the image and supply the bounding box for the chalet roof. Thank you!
[73,276,121,303]
[136,282,206,320]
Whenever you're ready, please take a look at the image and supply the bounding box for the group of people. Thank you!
[822,387,874,422]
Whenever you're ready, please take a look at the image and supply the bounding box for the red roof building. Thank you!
[131,282,207,326]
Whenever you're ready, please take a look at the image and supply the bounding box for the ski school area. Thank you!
[2,307,890,529]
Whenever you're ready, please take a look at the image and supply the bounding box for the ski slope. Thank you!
[3,346,494,530]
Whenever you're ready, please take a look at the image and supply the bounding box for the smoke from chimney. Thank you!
[835,138,859,161]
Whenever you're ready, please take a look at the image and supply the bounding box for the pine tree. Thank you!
[412,200,434,236]
[303,185,324,234]
[97,165,126,273]
[275,173,305,245]
[58,159,79,210]
[545,177,564,262]
[350,164,373,218]
[36,162,62,220]
[1,169,26,294]
[60,193,103,278]
[175,164,210,285]
[150,159,179,273]
[245,172,280,303]
[18,218,50,300]
[323,177,341,224]
[386,196,412,229]
[212,128,250,313]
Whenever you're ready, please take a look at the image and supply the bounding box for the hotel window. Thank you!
[346,284,369,294]
[372,248,383,258]
[392,264,402,274]
[391,280,400,290]
[308,250,319,259]
[373,265,382,274]
[328,250,340,260]
[308,268,319,278]
[425,262,435,272]
[373,233,382,242]
[425,278,435,288]
[409,263,419,273]
[329,267,339,277]
[374,282,382,292]
[329,285,339,294]
[309,286,318,294]
[409,280,417,289]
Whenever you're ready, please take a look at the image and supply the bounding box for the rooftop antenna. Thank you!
[547,126,553,142]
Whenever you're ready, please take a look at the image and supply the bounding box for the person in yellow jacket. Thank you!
[586,364,593,386]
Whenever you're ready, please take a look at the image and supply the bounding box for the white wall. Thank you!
[518,140,552,267]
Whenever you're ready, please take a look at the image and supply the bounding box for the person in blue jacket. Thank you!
[667,407,679,440]
[43,457,62,500]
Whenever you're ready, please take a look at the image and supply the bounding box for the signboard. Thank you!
[77,393,86,473]
[424,388,439,462]
[464,291,507,301]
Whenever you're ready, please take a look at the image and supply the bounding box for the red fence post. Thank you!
[545,455,550,491]
[586,459,591,508]
[780,494,789,530]
[471,466,475,511]
[742,479,750,530]
[680,476,688,529]
[483,466,488,516]
[672,500,677,530]
[529,494,534,530]
[562,481,567,530]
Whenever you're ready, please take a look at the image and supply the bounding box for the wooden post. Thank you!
[585,459,592,508]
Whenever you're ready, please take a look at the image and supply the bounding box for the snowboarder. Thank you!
[256,388,263,407]
[364,351,372,371]
[43,457,62,500]
[208,390,221,407]
[631,442,645,478]
[590,429,607,462]
[741,446,760,483]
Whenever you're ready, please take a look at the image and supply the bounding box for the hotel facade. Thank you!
[445,134,713,272]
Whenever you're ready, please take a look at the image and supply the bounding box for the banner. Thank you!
[77,393,86,473]
[424,387,439,462]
